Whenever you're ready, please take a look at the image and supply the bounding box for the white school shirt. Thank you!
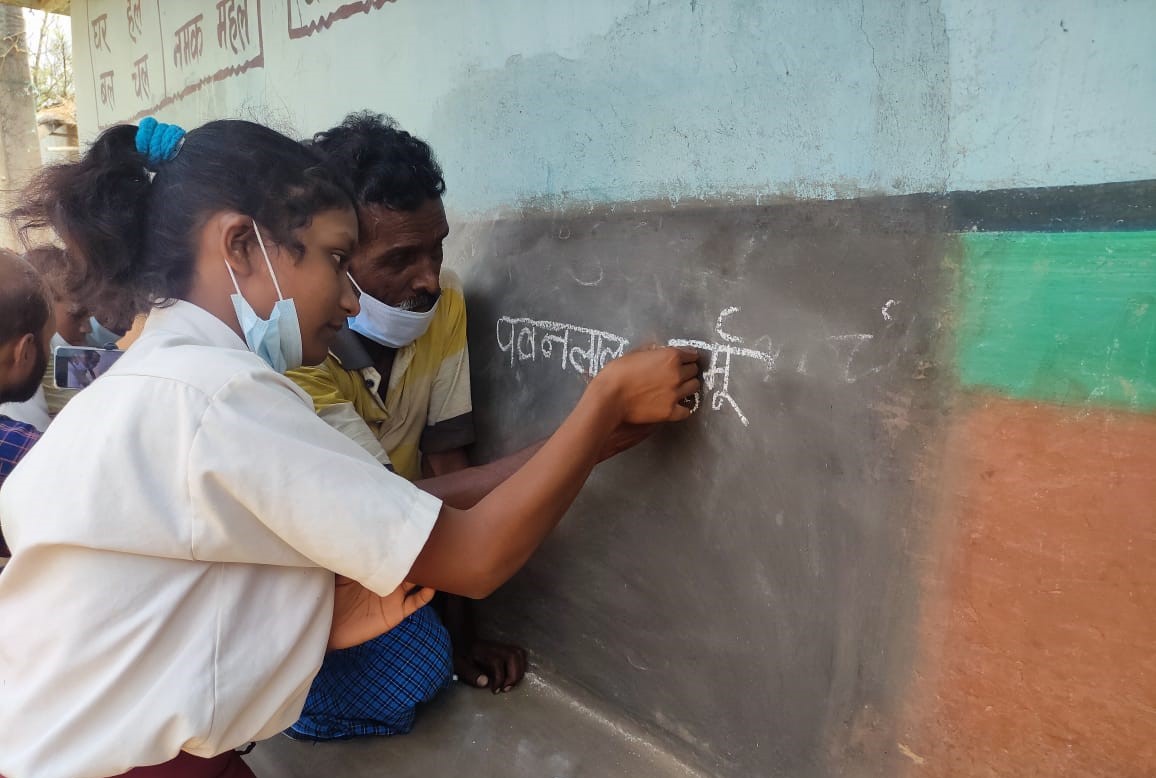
[0,301,442,778]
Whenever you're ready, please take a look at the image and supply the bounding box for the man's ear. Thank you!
[12,332,38,371]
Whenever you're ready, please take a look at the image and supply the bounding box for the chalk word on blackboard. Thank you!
[496,307,780,427]
[825,333,881,383]
[668,307,778,427]
[495,317,630,376]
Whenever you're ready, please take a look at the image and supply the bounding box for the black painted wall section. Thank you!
[448,180,1150,776]
[453,195,952,777]
[947,178,1156,232]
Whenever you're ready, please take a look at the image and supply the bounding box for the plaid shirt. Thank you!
[0,415,41,556]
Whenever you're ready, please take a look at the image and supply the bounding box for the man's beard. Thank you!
[396,291,440,312]
[0,339,48,405]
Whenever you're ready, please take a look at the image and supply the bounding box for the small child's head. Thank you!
[23,245,92,347]
[12,119,361,368]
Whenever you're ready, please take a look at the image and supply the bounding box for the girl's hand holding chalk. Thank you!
[594,346,702,424]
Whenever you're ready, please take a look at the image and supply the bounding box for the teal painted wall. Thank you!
[956,232,1156,411]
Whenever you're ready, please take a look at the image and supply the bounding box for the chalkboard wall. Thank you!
[456,195,953,777]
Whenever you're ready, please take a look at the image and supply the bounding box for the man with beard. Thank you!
[0,251,54,555]
[285,113,527,741]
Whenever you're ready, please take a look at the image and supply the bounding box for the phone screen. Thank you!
[53,346,125,389]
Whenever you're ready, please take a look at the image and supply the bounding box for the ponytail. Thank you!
[12,125,153,322]
[10,119,352,324]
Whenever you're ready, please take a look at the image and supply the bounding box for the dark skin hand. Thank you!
[435,592,527,693]
[329,575,434,651]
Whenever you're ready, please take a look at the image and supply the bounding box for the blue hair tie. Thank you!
[135,117,186,168]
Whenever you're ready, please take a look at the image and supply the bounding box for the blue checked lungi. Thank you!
[289,603,453,740]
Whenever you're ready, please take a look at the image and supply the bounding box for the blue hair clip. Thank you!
[135,117,186,168]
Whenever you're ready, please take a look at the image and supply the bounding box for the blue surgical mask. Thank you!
[223,221,303,373]
[346,274,439,348]
[85,318,121,349]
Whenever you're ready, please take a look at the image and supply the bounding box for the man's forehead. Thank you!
[358,200,447,241]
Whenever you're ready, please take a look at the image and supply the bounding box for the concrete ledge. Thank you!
[245,673,708,778]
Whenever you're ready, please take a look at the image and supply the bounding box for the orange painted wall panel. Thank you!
[903,397,1156,778]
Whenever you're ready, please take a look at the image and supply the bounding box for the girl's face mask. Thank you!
[223,221,303,374]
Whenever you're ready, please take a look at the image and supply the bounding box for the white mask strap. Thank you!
[346,272,365,295]
[224,256,242,294]
[252,220,286,301]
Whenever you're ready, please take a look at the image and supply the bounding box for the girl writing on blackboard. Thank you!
[0,118,700,778]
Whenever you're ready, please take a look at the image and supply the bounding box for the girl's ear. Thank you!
[212,211,259,279]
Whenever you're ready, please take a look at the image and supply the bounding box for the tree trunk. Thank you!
[0,7,42,250]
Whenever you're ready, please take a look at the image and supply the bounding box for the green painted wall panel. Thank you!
[957,231,1156,410]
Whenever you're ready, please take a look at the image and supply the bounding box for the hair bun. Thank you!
[135,117,186,168]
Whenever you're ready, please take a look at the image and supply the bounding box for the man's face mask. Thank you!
[346,274,439,349]
[222,221,303,374]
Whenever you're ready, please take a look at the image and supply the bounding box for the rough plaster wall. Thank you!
[427,0,952,208]
[942,0,1156,191]
[72,0,1154,216]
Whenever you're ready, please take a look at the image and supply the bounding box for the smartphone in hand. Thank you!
[54,346,125,390]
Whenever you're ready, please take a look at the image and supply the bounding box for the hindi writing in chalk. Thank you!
[495,307,777,427]
[668,307,778,427]
[495,317,629,376]
[495,304,890,428]
[824,334,881,383]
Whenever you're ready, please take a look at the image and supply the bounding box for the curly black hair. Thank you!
[10,120,353,322]
[309,111,445,212]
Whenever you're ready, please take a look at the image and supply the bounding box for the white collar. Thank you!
[141,299,250,352]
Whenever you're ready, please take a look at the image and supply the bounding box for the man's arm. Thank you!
[423,447,470,478]
[416,442,542,509]
[415,418,656,509]
[423,443,530,693]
